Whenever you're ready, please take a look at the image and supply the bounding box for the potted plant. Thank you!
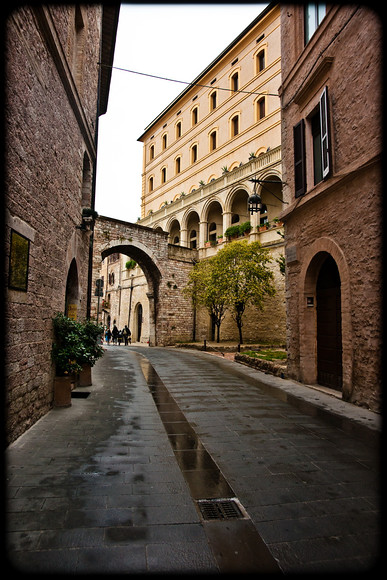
[78,319,104,386]
[51,314,104,405]
[272,217,283,227]
[240,221,252,236]
[52,314,83,407]
[224,225,241,240]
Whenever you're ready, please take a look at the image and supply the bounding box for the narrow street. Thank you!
[6,346,380,574]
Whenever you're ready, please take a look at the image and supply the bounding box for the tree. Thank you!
[214,240,276,344]
[183,259,227,343]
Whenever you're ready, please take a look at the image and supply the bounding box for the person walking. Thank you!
[112,324,119,345]
[123,325,131,345]
[106,328,112,345]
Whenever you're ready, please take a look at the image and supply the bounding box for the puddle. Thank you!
[138,355,281,573]
[139,357,234,501]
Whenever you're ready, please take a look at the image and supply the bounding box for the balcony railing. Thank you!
[139,145,281,228]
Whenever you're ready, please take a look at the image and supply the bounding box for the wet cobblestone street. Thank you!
[6,346,381,574]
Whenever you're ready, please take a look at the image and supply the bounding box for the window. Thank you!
[8,229,30,291]
[293,119,306,197]
[231,72,238,92]
[190,230,197,249]
[311,110,322,185]
[149,176,154,192]
[310,86,330,183]
[192,106,198,126]
[231,114,239,137]
[257,49,265,73]
[293,86,330,197]
[162,134,167,150]
[257,97,265,120]
[161,167,167,183]
[175,156,181,175]
[149,144,154,160]
[176,121,182,139]
[208,222,217,242]
[209,130,217,151]
[210,90,217,111]
[191,144,198,163]
[305,3,326,44]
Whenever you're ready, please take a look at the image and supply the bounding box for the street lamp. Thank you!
[247,177,287,214]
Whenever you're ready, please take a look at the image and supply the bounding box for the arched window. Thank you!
[161,167,167,183]
[190,229,197,249]
[231,114,239,137]
[209,130,217,151]
[208,222,217,242]
[191,144,198,164]
[81,152,91,206]
[148,176,154,192]
[257,49,265,73]
[162,133,167,150]
[257,97,266,120]
[231,72,239,92]
[210,90,217,111]
[149,144,154,160]
[176,121,182,139]
[192,106,198,126]
[175,156,181,175]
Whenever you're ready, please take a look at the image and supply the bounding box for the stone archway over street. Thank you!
[92,216,196,346]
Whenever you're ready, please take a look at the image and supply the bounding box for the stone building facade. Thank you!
[4,5,119,444]
[101,3,286,344]
[279,5,382,411]
[91,216,197,347]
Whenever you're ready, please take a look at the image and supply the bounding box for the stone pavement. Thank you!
[6,345,382,574]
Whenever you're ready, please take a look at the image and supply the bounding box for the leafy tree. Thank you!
[183,259,227,343]
[214,240,276,344]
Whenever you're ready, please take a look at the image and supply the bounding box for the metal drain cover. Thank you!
[196,498,247,521]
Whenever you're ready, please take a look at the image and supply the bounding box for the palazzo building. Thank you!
[279,4,382,411]
[106,2,286,344]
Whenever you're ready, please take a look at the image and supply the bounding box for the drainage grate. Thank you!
[196,498,245,521]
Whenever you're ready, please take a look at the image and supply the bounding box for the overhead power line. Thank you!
[98,63,279,97]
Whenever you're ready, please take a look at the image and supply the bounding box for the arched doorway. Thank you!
[65,258,79,319]
[134,303,143,342]
[316,255,342,390]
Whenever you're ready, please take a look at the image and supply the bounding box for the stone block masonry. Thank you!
[92,217,196,347]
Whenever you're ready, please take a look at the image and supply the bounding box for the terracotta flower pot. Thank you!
[78,363,92,387]
[53,375,72,407]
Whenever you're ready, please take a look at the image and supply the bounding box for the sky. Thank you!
[95,3,268,223]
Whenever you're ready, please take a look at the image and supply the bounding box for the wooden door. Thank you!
[316,256,342,390]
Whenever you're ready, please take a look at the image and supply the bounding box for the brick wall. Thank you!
[280,5,382,411]
[5,6,103,444]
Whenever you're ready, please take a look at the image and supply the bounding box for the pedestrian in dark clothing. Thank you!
[117,330,123,346]
[106,329,112,344]
[123,325,131,345]
[112,325,119,345]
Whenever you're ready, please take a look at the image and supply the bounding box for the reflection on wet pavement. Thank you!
[139,356,281,573]
[139,356,234,500]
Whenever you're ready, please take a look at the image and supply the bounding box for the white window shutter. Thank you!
[320,86,330,178]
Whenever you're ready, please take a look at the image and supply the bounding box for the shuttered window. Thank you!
[293,119,306,197]
[320,86,330,178]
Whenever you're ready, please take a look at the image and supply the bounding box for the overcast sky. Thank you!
[95,3,268,223]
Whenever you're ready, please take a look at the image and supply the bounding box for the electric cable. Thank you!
[98,63,279,98]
